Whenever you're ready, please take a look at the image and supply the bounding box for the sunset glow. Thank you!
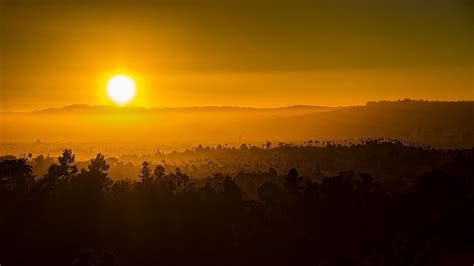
[0,1,473,265]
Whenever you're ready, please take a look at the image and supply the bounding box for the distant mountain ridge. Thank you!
[31,104,334,114]
[2,100,472,114]
[1,100,472,148]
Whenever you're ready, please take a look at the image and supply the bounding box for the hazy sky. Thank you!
[1,0,472,110]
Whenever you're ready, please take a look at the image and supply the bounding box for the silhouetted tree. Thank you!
[284,168,303,193]
[222,175,243,202]
[44,149,78,186]
[0,158,33,192]
[153,164,166,180]
[258,182,284,206]
[1,142,473,266]
[139,161,153,182]
[75,153,112,194]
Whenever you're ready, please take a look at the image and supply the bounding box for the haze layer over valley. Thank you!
[1,100,472,159]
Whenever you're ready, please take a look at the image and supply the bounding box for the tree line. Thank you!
[1,145,473,266]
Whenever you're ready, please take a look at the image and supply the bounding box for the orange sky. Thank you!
[1,0,473,111]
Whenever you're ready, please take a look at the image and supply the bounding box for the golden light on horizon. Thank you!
[106,75,137,105]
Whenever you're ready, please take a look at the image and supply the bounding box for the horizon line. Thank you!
[2,98,474,113]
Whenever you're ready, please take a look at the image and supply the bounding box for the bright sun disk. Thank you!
[106,74,136,104]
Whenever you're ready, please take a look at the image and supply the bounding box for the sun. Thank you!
[106,74,136,104]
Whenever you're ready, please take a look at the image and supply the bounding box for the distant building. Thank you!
[416,126,422,139]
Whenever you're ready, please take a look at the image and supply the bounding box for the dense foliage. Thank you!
[1,143,473,265]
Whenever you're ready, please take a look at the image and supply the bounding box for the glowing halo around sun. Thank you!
[106,74,136,104]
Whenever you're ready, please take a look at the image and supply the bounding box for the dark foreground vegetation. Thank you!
[1,142,473,266]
